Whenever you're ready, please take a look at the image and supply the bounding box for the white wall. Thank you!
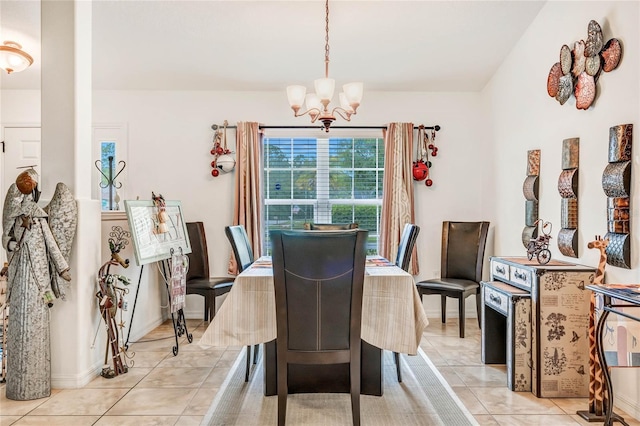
[483,0,639,418]
[92,89,490,319]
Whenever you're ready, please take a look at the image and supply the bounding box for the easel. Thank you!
[122,198,193,356]
[124,249,192,356]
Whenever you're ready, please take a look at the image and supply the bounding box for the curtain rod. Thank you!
[211,124,441,131]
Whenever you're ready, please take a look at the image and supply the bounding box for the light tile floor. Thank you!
[1,318,639,425]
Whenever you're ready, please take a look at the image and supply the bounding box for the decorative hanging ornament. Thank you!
[210,120,236,177]
[423,128,433,186]
[413,126,428,181]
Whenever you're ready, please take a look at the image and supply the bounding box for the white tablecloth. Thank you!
[199,256,428,355]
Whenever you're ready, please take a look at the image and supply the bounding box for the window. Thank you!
[93,124,128,212]
[263,135,385,254]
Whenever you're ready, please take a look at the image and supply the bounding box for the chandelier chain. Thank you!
[324,0,330,78]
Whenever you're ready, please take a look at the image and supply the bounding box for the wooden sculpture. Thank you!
[579,236,608,419]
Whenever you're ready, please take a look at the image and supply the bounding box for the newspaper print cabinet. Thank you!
[485,256,595,397]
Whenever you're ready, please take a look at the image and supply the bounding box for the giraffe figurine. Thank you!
[585,235,609,417]
[587,235,609,284]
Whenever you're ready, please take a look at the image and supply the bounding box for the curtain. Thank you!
[380,122,419,275]
[228,121,263,275]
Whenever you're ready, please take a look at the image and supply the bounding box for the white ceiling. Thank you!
[0,1,546,92]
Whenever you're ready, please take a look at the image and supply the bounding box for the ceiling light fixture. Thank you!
[0,41,33,74]
[286,0,363,132]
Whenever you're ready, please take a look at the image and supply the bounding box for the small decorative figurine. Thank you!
[526,219,552,264]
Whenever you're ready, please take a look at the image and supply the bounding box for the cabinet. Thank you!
[481,281,531,391]
[485,256,595,398]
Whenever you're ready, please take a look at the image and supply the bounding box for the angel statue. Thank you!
[1,168,77,400]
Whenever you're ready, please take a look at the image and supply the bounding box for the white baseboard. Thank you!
[614,392,640,421]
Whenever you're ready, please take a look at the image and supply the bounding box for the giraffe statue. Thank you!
[587,235,608,284]
[585,235,608,417]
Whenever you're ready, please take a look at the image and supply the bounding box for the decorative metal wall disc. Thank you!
[558,228,578,258]
[558,169,578,198]
[523,175,539,201]
[585,20,604,57]
[547,62,562,98]
[571,40,586,77]
[561,198,578,229]
[556,75,573,105]
[604,232,630,269]
[525,200,539,227]
[522,226,539,248]
[602,38,622,72]
[575,72,596,110]
[602,161,631,198]
[608,123,633,162]
[560,44,572,75]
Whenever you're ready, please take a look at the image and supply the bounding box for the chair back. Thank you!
[441,221,490,282]
[271,229,368,353]
[304,222,359,230]
[395,224,420,272]
[225,225,255,272]
[186,222,210,280]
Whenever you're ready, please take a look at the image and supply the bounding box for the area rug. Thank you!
[202,346,478,426]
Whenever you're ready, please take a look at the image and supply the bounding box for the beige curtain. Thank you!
[380,122,419,275]
[228,121,263,275]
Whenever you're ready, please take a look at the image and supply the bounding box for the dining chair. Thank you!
[185,222,235,323]
[415,221,489,338]
[224,225,260,381]
[303,222,359,230]
[393,223,420,382]
[271,229,368,426]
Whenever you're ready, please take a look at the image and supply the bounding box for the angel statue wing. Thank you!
[2,183,24,252]
[44,183,78,299]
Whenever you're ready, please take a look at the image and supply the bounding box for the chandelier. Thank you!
[0,41,33,74]
[286,0,363,132]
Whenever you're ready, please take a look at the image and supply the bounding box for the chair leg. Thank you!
[350,361,361,426]
[253,344,259,364]
[475,291,482,329]
[203,296,210,322]
[245,345,251,382]
[278,361,288,426]
[440,295,447,323]
[458,296,466,338]
[394,351,402,382]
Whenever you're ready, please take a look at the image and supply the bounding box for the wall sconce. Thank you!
[0,41,33,74]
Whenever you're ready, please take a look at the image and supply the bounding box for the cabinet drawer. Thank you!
[491,260,510,281]
[484,286,509,315]
[510,266,532,289]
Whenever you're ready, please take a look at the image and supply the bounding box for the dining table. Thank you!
[199,255,428,396]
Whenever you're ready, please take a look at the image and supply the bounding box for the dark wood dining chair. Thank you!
[224,224,260,381]
[303,222,358,230]
[415,221,490,338]
[271,229,368,426]
[393,223,420,382]
[185,222,234,323]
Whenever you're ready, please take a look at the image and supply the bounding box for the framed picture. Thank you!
[124,200,191,266]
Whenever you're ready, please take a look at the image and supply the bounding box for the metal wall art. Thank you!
[522,149,540,247]
[602,124,632,268]
[558,138,579,257]
[546,20,622,109]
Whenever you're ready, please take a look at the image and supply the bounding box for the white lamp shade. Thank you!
[314,78,335,102]
[339,92,354,113]
[343,82,363,105]
[286,85,307,108]
[305,93,322,112]
[0,41,33,74]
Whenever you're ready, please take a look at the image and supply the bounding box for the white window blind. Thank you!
[263,136,384,254]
